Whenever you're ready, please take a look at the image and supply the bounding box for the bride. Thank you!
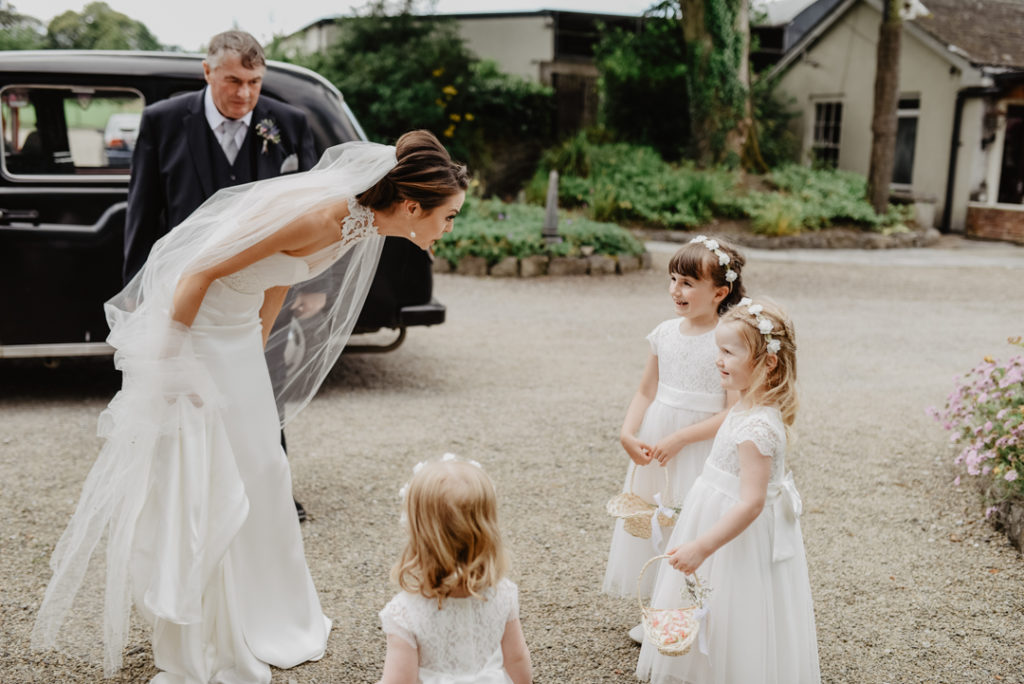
[32,130,468,683]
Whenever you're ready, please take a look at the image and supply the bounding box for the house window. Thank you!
[892,97,919,186]
[812,101,842,168]
[998,104,1024,204]
[1,85,144,178]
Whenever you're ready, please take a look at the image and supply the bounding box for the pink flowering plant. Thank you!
[930,337,1024,502]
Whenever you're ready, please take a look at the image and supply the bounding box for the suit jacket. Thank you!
[123,88,317,283]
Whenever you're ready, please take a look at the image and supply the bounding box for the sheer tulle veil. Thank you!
[31,141,398,674]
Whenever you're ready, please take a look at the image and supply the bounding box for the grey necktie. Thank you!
[220,119,244,164]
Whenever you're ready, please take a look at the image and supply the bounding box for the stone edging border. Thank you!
[433,252,653,277]
[634,226,942,250]
[433,226,943,277]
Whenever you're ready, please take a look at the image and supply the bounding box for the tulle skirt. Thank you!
[603,385,721,598]
[636,464,820,684]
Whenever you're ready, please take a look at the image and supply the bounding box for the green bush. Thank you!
[594,15,689,160]
[526,134,737,229]
[266,7,554,191]
[731,165,912,235]
[433,197,645,266]
[526,136,909,234]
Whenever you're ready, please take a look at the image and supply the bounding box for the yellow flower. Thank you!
[442,85,457,97]
[449,113,461,122]
[984,355,996,363]
[464,113,474,121]
[435,98,446,108]
[432,67,444,77]
[443,124,455,138]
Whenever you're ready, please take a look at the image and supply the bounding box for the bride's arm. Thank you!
[170,207,334,328]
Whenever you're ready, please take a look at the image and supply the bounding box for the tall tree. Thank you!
[867,0,929,213]
[47,2,161,51]
[0,3,46,50]
[866,0,901,214]
[678,0,751,166]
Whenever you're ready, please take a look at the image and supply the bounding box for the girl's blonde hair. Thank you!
[720,298,799,429]
[393,459,508,608]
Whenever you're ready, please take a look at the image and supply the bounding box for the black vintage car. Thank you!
[0,50,444,359]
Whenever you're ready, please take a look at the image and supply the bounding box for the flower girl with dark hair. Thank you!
[378,456,532,684]
[604,236,745,623]
[637,298,820,684]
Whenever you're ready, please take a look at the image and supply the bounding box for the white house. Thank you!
[769,0,1024,242]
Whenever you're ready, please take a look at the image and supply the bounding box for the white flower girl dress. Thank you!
[637,406,820,684]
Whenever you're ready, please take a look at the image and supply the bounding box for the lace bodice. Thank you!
[646,319,724,396]
[706,406,788,480]
[219,197,377,294]
[380,579,519,676]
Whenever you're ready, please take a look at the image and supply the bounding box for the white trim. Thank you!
[968,201,1024,212]
[768,0,983,84]
[0,342,113,358]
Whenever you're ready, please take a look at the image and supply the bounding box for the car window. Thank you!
[1,85,144,179]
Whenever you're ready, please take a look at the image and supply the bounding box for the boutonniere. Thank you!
[254,118,281,154]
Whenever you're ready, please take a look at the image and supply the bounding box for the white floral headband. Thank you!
[737,297,782,354]
[398,452,482,500]
[689,235,738,285]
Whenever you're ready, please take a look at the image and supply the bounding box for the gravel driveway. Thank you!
[2,241,1023,683]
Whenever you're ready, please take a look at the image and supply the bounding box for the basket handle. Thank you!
[636,553,701,615]
[628,462,672,500]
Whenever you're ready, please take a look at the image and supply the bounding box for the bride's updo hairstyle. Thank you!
[393,457,508,608]
[357,130,469,213]
[720,298,799,430]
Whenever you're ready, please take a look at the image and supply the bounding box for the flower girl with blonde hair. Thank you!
[637,298,820,684]
[378,456,532,684]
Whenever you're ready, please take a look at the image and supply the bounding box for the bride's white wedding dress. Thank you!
[33,176,386,682]
[138,211,376,683]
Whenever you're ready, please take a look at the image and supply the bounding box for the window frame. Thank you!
[1,83,145,183]
[891,96,920,190]
[810,99,843,169]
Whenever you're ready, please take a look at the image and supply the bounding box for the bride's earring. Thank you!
[410,231,417,238]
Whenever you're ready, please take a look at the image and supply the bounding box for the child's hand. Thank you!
[621,434,653,466]
[667,540,709,575]
[649,433,688,465]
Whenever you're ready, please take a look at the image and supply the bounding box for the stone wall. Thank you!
[434,252,652,277]
[966,205,1024,246]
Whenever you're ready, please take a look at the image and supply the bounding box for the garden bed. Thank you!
[636,220,942,250]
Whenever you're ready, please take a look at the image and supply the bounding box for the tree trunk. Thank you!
[725,0,751,161]
[867,0,901,215]
[682,0,712,163]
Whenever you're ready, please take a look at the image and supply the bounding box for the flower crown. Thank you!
[689,235,738,285]
[738,297,782,354]
[398,452,482,500]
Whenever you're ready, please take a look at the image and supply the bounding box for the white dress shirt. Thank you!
[203,86,252,152]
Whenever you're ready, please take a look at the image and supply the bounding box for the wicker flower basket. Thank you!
[637,554,703,657]
[606,466,676,539]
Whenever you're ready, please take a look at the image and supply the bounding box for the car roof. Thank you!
[0,50,340,97]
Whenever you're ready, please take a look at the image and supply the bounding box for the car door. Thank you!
[0,82,144,351]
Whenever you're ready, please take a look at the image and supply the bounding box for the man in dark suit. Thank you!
[124,30,319,521]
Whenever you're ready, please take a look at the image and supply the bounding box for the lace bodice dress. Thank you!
[647,319,723,399]
[705,406,787,479]
[380,579,519,683]
[214,197,376,298]
[604,320,726,598]
[636,405,820,684]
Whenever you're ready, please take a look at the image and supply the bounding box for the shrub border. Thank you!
[433,251,653,277]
